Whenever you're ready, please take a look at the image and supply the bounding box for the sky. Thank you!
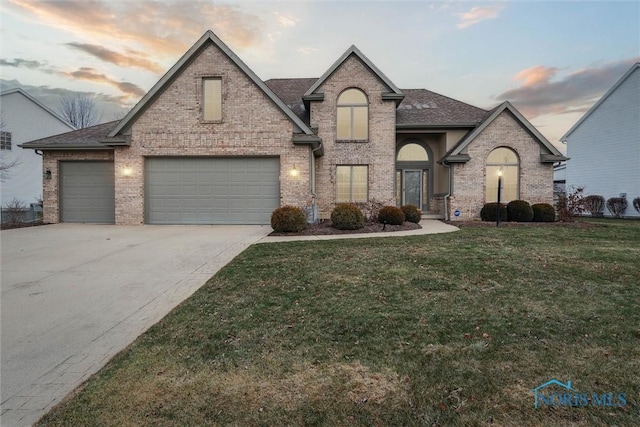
[1,0,639,153]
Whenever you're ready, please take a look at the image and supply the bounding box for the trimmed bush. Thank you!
[480,203,507,222]
[633,197,640,215]
[507,200,534,222]
[331,203,364,230]
[606,197,627,218]
[401,204,421,223]
[270,205,307,232]
[378,206,405,225]
[583,195,605,217]
[532,203,555,222]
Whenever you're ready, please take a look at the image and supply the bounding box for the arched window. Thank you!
[486,147,519,202]
[397,143,429,161]
[337,88,368,140]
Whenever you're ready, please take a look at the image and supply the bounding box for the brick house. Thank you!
[22,30,566,225]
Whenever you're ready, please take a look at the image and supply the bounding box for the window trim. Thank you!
[202,77,222,123]
[485,147,520,203]
[336,88,369,142]
[336,165,368,203]
[0,131,11,150]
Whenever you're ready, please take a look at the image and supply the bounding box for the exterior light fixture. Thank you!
[290,164,299,177]
[122,166,133,177]
[44,169,52,180]
[496,168,503,227]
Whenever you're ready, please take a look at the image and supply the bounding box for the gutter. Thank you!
[442,162,452,221]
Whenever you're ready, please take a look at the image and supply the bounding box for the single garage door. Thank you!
[60,161,115,223]
[146,157,280,224]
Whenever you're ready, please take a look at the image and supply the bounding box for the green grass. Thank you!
[38,220,640,426]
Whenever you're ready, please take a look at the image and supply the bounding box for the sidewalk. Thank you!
[258,220,459,243]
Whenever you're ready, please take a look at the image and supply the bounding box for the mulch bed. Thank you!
[1,222,45,230]
[447,220,605,228]
[269,220,422,236]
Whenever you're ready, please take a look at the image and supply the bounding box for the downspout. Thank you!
[443,162,452,221]
[309,141,323,223]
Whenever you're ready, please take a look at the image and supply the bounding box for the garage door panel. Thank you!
[60,162,115,223]
[146,157,279,225]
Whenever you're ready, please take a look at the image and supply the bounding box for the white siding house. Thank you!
[1,88,75,210]
[561,63,640,218]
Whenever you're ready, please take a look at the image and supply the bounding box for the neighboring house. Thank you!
[22,30,566,225]
[561,62,640,218]
[1,88,75,214]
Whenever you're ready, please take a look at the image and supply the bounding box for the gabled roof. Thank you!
[561,62,640,141]
[441,101,568,163]
[265,78,317,125]
[1,88,75,130]
[108,30,316,138]
[302,45,404,105]
[397,89,487,127]
[20,121,118,150]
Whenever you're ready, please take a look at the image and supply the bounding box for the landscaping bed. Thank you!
[269,219,421,236]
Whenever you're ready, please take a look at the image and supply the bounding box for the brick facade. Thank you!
[448,111,554,220]
[310,56,397,218]
[38,32,560,225]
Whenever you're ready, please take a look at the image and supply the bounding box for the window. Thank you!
[336,165,368,202]
[203,78,222,121]
[486,147,519,202]
[0,131,11,150]
[397,143,429,161]
[337,88,368,140]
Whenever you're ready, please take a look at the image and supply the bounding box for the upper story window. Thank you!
[203,78,222,121]
[337,88,368,141]
[0,131,11,150]
[486,147,519,202]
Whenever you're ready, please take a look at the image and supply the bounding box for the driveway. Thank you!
[1,224,270,426]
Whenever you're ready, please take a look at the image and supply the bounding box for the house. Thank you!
[1,88,75,216]
[21,30,566,225]
[561,62,640,218]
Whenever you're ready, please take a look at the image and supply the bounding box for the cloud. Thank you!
[0,58,44,68]
[298,47,318,55]
[65,43,164,74]
[276,14,298,28]
[496,58,640,118]
[7,0,266,58]
[457,6,502,29]
[64,67,146,98]
[0,78,130,121]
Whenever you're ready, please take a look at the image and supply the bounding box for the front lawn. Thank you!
[39,220,640,426]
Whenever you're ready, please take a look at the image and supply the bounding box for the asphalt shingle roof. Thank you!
[20,121,119,149]
[396,89,487,125]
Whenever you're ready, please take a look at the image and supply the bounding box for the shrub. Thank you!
[401,204,421,223]
[506,200,534,222]
[606,197,627,218]
[480,202,507,222]
[557,186,585,222]
[378,206,405,225]
[331,203,364,230]
[532,203,555,222]
[633,197,640,215]
[353,198,386,222]
[583,195,605,217]
[270,205,307,232]
[4,198,26,224]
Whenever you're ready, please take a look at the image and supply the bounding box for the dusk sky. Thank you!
[2,0,639,153]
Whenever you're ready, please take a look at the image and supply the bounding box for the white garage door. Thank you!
[145,157,280,224]
[60,161,115,223]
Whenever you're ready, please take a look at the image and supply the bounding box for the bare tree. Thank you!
[59,94,101,128]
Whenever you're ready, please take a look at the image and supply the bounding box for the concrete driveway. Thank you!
[1,224,270,426]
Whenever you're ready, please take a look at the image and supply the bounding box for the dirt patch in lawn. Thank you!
[269,220,421,236]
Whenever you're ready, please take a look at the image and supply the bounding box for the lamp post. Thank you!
[496,169,503,227]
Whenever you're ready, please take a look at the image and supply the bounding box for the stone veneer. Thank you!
[310,55,397,218]
[448,111,554,220]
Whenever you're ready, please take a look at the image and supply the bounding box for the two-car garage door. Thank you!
[145,157,280,224]
[59,158,280,225]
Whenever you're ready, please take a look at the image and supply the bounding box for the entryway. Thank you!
[396,141,431,211]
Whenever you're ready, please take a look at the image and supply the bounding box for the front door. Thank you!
[403,169,422,207]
